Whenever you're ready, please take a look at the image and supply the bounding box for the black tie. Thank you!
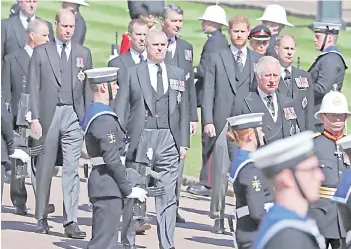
[26,17,31,23]
[284,68,292,87]
[236,50,244,72]
[156,64,164,95]
[139,53,144,63]
[61,43,67,62]
[266,95,275,117]
[166,39,173,60]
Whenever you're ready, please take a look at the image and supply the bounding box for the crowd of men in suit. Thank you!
[0,0,350,249]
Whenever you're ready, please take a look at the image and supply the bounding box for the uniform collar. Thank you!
[323,130,344,141]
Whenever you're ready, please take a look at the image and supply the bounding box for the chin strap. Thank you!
[107,83,113,101]
[320,33,328,52]
[292,170,307,200]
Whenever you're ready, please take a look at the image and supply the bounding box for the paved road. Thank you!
[194,0,351,24]
[1,167,235,249]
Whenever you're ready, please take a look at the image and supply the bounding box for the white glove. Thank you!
[9,149,30,163]
[147,148,153,161]
[264,203,274,212]
[25,111,32,123]
[127,187,148,202]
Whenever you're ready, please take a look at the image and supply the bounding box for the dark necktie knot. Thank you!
[139,53,144,63]
[26,17,31,23]
[167,38,173,48]
[156,63,162,75]
[156,64,164,95]
[284,68,292,79]
[61,43,67,61]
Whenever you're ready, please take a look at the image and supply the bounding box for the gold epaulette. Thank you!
[314,132,321,138]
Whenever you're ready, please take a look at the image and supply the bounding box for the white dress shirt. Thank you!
[258,87,278,122]
[167,36,177,59]
[147,60,169,94]
[230,44,247,67]
[19,12,35,30]
[24,44,33,57]
[130,48,147,64]
[55,38,72,60]
[280,65,292,80]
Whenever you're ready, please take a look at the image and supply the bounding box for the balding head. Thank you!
[26,19,50,47]
[275,34,296,67]
[54,9,75,43]
[146,29,168,63]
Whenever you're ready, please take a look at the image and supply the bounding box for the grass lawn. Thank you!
[2,1,351,177]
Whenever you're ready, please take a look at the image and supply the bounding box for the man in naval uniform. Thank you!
[275,34,314,132]
[1,19,50,216]
[310,90,350,249]
[226,113,274,249]
[231,56,293,146]
[27,9,92,236]
[1,97,30,202]
[252,131,326,249]
[256,4,293,58]
[1,0,54,61]
[115,29,189,249]
[160,4,197,223]
[60,0,89,45]
[201,13,260,233]
[187,4,229,197]
[308,22,348,132]
[80,67,147,249]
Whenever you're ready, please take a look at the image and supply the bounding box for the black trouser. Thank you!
[1,163,6,203]
[88,197,122,249]
[10,158,27,207]
[325,238,346,249]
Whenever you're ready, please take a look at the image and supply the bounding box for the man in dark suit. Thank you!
[27,9,92,237]
[160,3,197,223]
[186,4,229,197]
[1,0,54,61]
[1,97,30,202]
[60,0,88,45]
[201,14,260,234]
[115,29,189,249]
[108,18,151,236]
[275,34,314,133]
[231,56,293,144]
[108,19,148,72]
[1,19,50,216]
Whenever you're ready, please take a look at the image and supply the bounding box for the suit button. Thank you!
[339,171,342,175]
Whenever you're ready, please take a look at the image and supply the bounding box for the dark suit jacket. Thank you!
[127,0,164,19]
[108,50,135,71]
[231,89,291,144]
[28,41,93,137]
[1,97,15,164]
[115,62,190,161]
[71,11,86,45]
[1,15,54,61]
[195,29,228,107]
[277,66,314,131]
[165,37,198,122]
[1,48,30,120]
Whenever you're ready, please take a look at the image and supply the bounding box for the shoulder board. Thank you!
[257,219,326,249]
[314,132,321,138]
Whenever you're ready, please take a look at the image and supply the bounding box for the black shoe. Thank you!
[36,219,49,234]
[186,184,211,197]
[176,212,185,223]
[64,222,86,239]
[15,204,28,216]
[212,218,225,234]
[135,220,151,235]
[47,204,55,214]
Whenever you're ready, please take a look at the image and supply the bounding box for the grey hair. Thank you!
[26,19,48,35]
[161,4,183,19]
[145,29,167,45]
[255,56,281,78]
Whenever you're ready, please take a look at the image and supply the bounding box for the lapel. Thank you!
[277,77,288,96]
[166,64,178,115]
[46,42,62,85]
[124,51,136,66]
[276,93,290,137]
[137,63,154,114]
[291,66,299,98]
[15,49,30,74]
[248,49,255,84]
[71,43,79,88]
[11,16,26,47]
[175,38,183,66]
[221,48,237,94]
